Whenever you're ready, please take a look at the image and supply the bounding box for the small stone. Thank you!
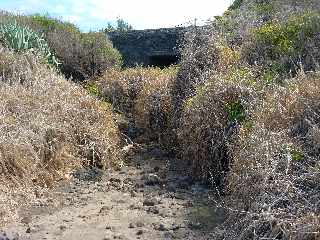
[143,174,161,186]
[0,232,10,240]
[147,206,160,214]
[130,190,138,197]
[113,233,125,239]
[134,183,144,189]
[136,221,145,228]
[26,227,31,233]
[21,216,32,224]
[158,223,169,231]
[129,223,135,228]
[171,224,180,231]
[100,205,112,213]
[136,229,144,235]
[143,197,158,206]
[105,225,112,230]
[59,225,67,231]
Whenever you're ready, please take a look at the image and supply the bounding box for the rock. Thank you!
[109,178,122,183]
[143,174,161,186]
[105,225,113,230]
[102,237,112,240]
[136,221,145,228]
[0,233,10,240]
[171,223,180,231]
[134,183,145,189]
[100,205,112,214]
[143,197,159,206]
[136,229,145,235]
[72,168,104,182]
[129,223,135,228]
[158,223,169,231]
[130,190,138,197]
[159,209,171,218]
[113,233,126,239]
[129,204,142,210]
[59,225,67,231]
[20,216,32,224]
[147,206,160,214]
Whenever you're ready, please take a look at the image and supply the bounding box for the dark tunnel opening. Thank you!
[149,55,179,68]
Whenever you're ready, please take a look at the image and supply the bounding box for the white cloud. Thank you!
[0,0,232,30]
[53,5,66,14]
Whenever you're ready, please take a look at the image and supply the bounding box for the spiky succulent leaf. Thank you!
[0,21,60,68]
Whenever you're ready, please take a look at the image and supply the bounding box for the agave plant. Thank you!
[0,21,60,68]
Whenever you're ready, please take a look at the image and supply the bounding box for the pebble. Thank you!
[100,206,112,213]
[143,174,161,186]
[136,221,145,228]
[143,197,159,206]
[0,233,10,240]
[147,206,160,214]
[136,229,144,235]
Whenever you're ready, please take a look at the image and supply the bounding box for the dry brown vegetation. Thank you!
[1,0,320,238]
[0,46,122,223]
[0,11,122,81]
[93,66,177,146]
[168,0,320,238]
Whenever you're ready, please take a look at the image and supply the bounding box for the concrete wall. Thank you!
[107,27,186,67]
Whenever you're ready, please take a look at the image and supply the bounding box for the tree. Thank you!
[104,18,133,32]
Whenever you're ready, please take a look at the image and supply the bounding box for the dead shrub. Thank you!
[95,67,177,145]
[223,73,320,239]
[0,11,122,80]
[0,46,122,222]
[96,67,146,114]
[177,72,256,186]
[133,67,177,144]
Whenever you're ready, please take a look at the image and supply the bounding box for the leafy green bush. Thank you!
[0,21,59,68]
[104,18,133,32]
[226,100,246,122]
[30,14,60,32]
[250,11,320,74]
[29,14,80,35]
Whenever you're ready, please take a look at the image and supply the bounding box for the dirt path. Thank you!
[1,145,226,240]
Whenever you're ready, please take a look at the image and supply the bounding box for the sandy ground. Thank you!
[1,145,226,240]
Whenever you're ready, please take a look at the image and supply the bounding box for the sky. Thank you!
[0,0,233,31]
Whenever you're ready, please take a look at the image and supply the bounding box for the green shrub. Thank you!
[86,82,101,97]
[0,21,59,68]
[290,149,304,161]
[30,14,60,32]
[104,18,133,32]
[29,14,80,35]
[226,100,246,122]
[251,11,320,74]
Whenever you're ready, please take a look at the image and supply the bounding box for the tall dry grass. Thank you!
[172,0,320,238]
[0,46,122,223]
[94,66,177,146]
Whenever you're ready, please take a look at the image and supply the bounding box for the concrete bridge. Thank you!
[107,27,186,68]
